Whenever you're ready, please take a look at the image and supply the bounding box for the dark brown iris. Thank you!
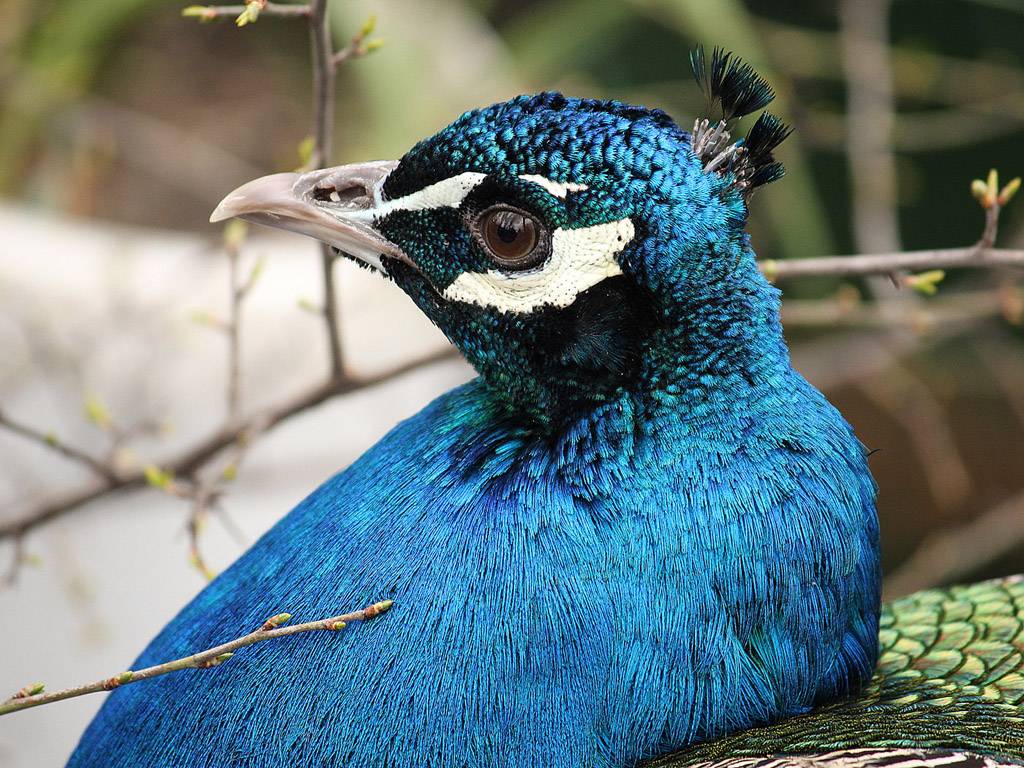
[478,206,544,268]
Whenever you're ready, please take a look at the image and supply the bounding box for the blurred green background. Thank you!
[1,0,1023,594]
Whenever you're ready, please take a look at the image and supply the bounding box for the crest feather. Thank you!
[688,45,791,197]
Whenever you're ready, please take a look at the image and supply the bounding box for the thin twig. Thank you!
[307,0,333,172]
[224,237,261,423]
[185,420,264,579]
[839,0,900,259]
[227,244,243,421]
[0,599,393,716]
[778,286,1018,328]
[0,536,26,590]
[0,409,118,482]
[319,253,344,376]
[0,348,459,544]
[761,246,1024,281]
[183,3,311,22]
[304,0,346,377]
[330,20,380,67]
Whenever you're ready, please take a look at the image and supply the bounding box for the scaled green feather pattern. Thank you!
[652,577,1024,767]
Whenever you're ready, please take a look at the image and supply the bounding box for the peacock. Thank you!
[66,48,1024,768]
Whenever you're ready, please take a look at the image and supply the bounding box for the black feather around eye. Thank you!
[691,45,776,121]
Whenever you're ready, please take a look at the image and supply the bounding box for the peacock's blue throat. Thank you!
[367,93,785,429]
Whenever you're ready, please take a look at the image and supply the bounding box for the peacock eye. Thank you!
[476,206,547,269]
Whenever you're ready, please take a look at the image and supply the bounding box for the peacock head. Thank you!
[212,50,791,425]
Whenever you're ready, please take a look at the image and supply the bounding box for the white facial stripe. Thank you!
[354,172,586,224]
[347,171,488,222]
[442,218,634,314]
[518,175,589,198]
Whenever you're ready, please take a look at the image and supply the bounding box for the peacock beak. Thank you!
[210,160,413,272]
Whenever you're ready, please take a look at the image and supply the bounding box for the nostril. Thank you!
[303,160,398,212]
[313,184,372,208]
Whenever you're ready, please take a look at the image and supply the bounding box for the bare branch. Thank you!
[0,599,393,716]
[764,172,1021,281]
[761,246,1024,281]
[307,0,333,172]
[331,15,381,66]
[0,536,26,590]
[779,286,1020,328]
[839,0,900,257]
[182,3,310,22]
[227,243,244,421]
[0,409,117,482]
[221,225,261,423]
[184,421,261,579]
[0,348,459,544]
[306,0,345,377]
[319,250,344,377]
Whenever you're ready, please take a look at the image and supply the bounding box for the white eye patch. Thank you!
[360,170,627,314]
[442,218,634,314]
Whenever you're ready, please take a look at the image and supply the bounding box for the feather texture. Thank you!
[652,578,1024,767]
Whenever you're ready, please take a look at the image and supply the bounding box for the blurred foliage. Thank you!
[0,0,1022,589]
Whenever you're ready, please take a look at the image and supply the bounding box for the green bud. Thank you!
[182,6,217,22]
[83,394,113,431]
[998,177,1021,206]
[906,270,945,296]
[143,464,174,491]
[359,14,377,39]
[236,4,261,26]
[264,612,291,629]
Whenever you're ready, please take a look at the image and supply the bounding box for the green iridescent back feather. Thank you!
[651,577,1024,767]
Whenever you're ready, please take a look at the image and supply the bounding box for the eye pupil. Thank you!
[481,207,541,266]
[496,223,518,244]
